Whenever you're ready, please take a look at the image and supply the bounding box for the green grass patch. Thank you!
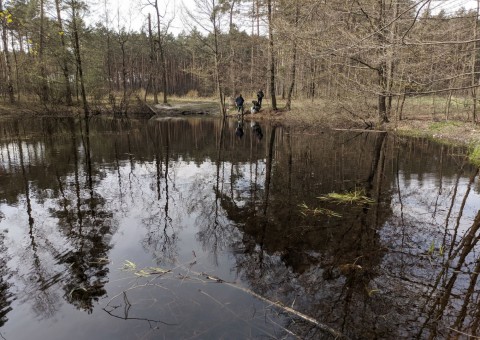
[469,143,480,167]
[428,121,462,131]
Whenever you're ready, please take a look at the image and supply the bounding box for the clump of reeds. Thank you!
[318,189,375,205]
[299,203,342,217]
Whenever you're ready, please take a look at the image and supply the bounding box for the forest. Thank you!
[0,0,479,123]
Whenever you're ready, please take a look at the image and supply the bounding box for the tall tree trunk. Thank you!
[229,0,237,97]
[148,13,158,104]
[0,0,15,103]
[376,0,388,123]
[385,0,398,117]
[256,0,260,37]
[212,1,226,117]
[71,0,89,118]
[119,36,128,113]
[378,67,387,121]
[55,0,73,105]
[214,39,226,117]
[285,2,299,111]
[11,31,20,101]
[267,0,277,110]
[471,0,479,123]
[154,0,168,104]
[104,0,113,94]
[39,0,49,102]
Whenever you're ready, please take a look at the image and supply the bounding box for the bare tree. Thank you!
[184,0,227,116]
[471,0,479,123]
[285,1,299,111]
[147,13,158,103]
[153,0,168,104]
[39,0,49,102]
[267,0,277,110]
[55,0,73,105]
[68,0,89,118]
[0,0,14,103]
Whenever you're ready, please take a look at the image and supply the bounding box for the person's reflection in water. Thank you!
[235,119,244,139]
[251,121,263,140]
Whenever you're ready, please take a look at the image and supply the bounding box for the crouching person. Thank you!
[251,100,261,114]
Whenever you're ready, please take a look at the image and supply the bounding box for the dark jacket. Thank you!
[235,96,244,106]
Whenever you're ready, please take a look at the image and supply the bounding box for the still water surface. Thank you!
[0,117,479,339]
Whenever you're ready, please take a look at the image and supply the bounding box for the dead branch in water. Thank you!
[195,270,350,339]
[106,260,350,339]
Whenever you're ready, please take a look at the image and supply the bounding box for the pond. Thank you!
[0,116,479,339]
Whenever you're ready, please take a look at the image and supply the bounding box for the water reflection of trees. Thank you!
[194,127,480,338]
[51,119,115,312]
[0,118,115,316]
[0,232,12,329]
[187,124,390,337]
[141,122,179,264]
[1,117,480,337]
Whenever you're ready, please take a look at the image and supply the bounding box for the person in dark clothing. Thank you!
[256,90,264,107]
[235,94,245,115]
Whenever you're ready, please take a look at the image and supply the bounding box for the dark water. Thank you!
[0,116,479,339]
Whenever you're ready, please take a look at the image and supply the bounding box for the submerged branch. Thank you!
[199,273,350,339]
[109,260,349,339]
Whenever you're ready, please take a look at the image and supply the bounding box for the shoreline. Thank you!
[2,100,479,165]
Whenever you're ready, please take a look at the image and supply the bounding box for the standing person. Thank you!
[235,94,245,115]
[256,89,264,107]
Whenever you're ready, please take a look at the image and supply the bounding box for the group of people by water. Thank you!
[235,90,264,115]
[234,90,264,141]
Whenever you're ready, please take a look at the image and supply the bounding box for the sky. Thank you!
[430,0,478,13]
[88,0,479,36]
[88,0,218,35]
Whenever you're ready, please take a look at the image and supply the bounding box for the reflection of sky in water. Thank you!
[392,172,479,235]
[0,154,273,339]
[0,142,45,168]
